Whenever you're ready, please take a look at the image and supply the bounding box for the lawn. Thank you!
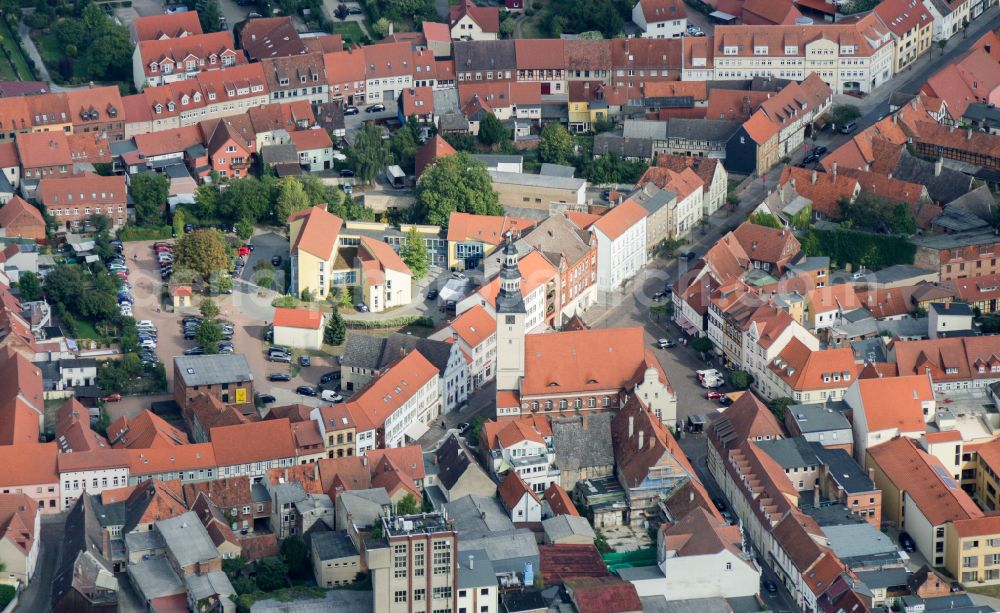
[0,20,33,81]
[967,584,1000,599]
[330,21,367,44]
[31,30,94,85]
[74,318,102,341]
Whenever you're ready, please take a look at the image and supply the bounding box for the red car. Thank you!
[705,391,725,400]
[102,393,122,402]
[239,246,250,256]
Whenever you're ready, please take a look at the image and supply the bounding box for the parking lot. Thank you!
[125,237,342,411]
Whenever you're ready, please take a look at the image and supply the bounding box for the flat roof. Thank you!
[174,354,253,387]
[488,170,586,191]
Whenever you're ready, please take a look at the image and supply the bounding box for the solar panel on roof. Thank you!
[932,464,957,489]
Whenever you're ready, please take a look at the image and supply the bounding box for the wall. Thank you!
[904,491,940,567]
[656,549,759,600]
[273,325,323,350]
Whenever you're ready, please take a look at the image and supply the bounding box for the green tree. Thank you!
[390,125,418,175]
[220,176,271,222]
[175,229,230,282]
[193,183,221,220]
[172,208,186,238]
[280,536,309,579]
[16,271,40,301]
[198,0,223,33]
[539,122,574,165]
[299,175,333,206]
[254,558,288,592]
[728,370,754,390]
[768,397,793,422]
[97,361,128,394]
[130,172,170,226]
[199,298,220,320]
[829,104,861,128]
[413,152,502,227]
[467,415,486,446]
[53,17,86,50]
[593,529,612,554]
[276,176,311,222]
[373,16,391,37]
[324,309,346,345]
[691,336,713,354]
[195,320,223,353]
[235,219,254,241]
[500,17,514,37]
[889,202,917,235]
[399,227,429,279]
[478,113,508,147]
[582,154,647,184]
[88,25,132,81]
[348,124,393,185]
[43,265,86,306]
[749,211,782,229]
[395,493,419,515]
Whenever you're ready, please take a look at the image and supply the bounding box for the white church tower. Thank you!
[495,233,526,393]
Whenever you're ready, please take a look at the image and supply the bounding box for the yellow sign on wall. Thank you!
[236,388,247,404]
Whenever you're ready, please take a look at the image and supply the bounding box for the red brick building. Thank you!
[0,196,46,241]
[16,131,72,181]
[37,174,128,230]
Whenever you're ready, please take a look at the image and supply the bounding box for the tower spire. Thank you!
[496,231,525,314]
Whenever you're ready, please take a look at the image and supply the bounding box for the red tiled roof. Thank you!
[345,351,438,429]
[37,173,126,208]
[565,577,642,613]
[211,419,296,466]
[289,128,332,152]
[289,205,343,260]
[359,236,411,277]
[0,443,57,486]
[446,212,537,245]
[778,166,860,218]
[273,307,324,330]
[0,196,45,234]
[133,12,203,41]
[855,373,932,433]
[415,134,456,178]
[449,305,496,347]
[543,482,578,516]
[15,131,71,169]
[498,471,538,510]
[637,0,686,23]
[591,200,646,241]
[450,1,500,33]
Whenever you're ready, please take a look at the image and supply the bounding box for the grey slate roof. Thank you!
[823,522,899,561]
[174,354,253,387]
[593,132,653,159]
[343,332,456,373]
[930,301,973,316]
[184,571,235,602]
[472,154,523,168]
[339,488,391,529]
[787,402,852,434]
[444,495,514,536]
[755,437,818,471]
[454,40,516,72]
[261,143,300,165]
[457,528,539,576]
[457,548,497,589]
[158,511,219,568]
[856,567,911,590]
[312,530,359,560]
[129,556,184,599]
[521,213,594,268]
[639,595,733,613]
[551,413,614,473]
[52,495,118,610]
[542,514,595,542]
[812,443,874,494]
[892,150,972,204]
[623,119,667,140]
[435,433,485,491]
[539,163,576,178]
[488,170,585,191]
[667,118,739,142]
[631,184,677,216]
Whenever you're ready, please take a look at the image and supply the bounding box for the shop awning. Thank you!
[404,420,430,442]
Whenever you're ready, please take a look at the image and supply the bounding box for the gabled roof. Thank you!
[344,350,438,429]
[498,471,538,511]
[415,134,456,178]
[611,395,692,489]
[273,307,324,330]
[637,0,687,23]
[868,436,982,525]
[450,1,500,33]
[661,506,744,558]
[137,32,242,78]
[448,305,496,347]
[768,338,856,392]
[852,373,932,433]
[0,493,38,557]
[0,196,45,232]
[707,391,783,450]
[543,483,578,517]
[108,409,188,449]
[56,398,109,453]
[241,17,306,60]
[211,419,296,466]
[447,212,536,245]
[289,205,343,260]
[133,125,204,158]
[358,236,411,282]
[133,12,203,41]
[16,131,71,169]
[591,200,646,241]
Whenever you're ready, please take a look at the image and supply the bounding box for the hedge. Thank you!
[344,315,435,329]
[118,224,173,242]
[802,228,916,270]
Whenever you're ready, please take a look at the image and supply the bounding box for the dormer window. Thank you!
[724,46,738,55]
[279,78,289,86]
[181,94,189,105]
[222,55,234,66]
[209,55,217,65]
[785,45,797,55]
[167,101,175,112]
[754,46,768,55]
[150,62,158,73]
[840,45,855,55]
[299,75,306,84]
[186,60,196,71]
[208,92,216,101]
[193,92,201,102]
[154,104,163,114]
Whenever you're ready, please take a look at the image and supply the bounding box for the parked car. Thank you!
[764,580,778,594]
[457,422,471,434]
[269,353,292,363]
[296,385,317,396]
[184,346,205,355]
[344,106,360,115]
[652,291,667,301]
[271,255,282,266]
[426,289,438,300]
[339,169,355,178]
[705,391,725,400]
[899,531,916,552]
[321,389,343,403]
[365,103,386,113]
[813,145,828,155]
[696,369,723,381]
[348,6,363,13]
[320,371,341,385]
[299,355,311,367]
[102,393,122,402]
[657,338,675,349]
[268,373,291,382]
[839,121,858,134]
[257,394,277,404]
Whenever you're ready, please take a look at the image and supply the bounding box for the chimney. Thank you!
[832,162,837,178]
[811,169,817,185]
[469,554,475,570]
[362,456,368,466]
[388,22,394,36]
[813,483,820,507]
[893,112,898,124]
[868,467,875,484]
[967,128,974,140]
[638,430,644,451]
[284,468,288,481]
[935,157,943,177]
[628,415,634,437]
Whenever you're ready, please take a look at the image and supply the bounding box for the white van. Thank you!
[321,389,343,403]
